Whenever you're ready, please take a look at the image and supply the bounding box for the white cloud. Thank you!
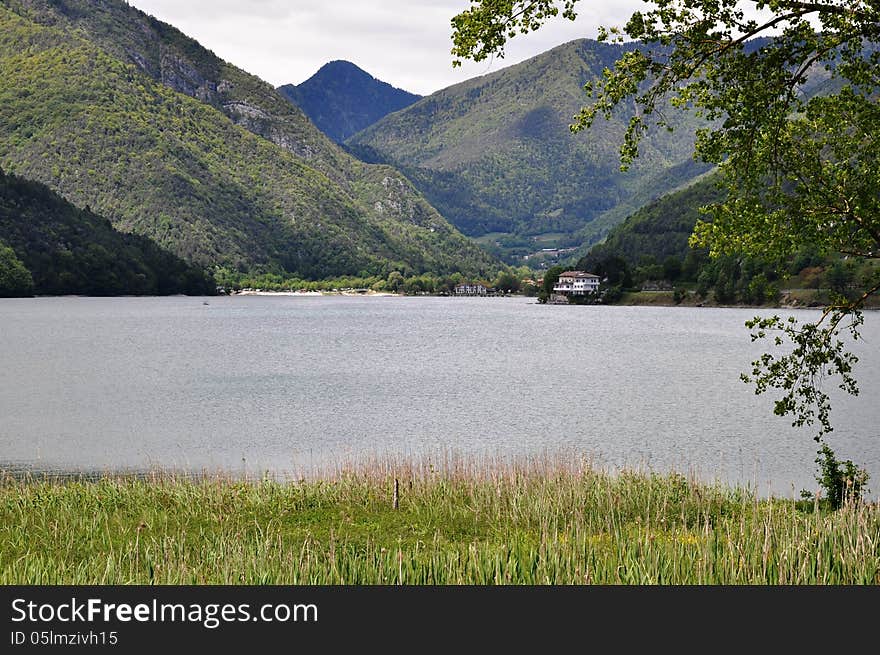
[127,0,643,95]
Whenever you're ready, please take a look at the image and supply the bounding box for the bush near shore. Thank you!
[1,460,877,584]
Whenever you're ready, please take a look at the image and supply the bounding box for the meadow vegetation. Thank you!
[2,458,877,584]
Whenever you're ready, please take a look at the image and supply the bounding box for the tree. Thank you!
[824,258,858,299]
[539,265,564,302]
[662,256,682,283]
[0,243,34,297]
[591,255,632,288]
[386,271,405,293]
[452,1,878,496]
[494,270,522,293]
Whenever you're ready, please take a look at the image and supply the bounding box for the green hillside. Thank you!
[0,0,497,280]
[572,174,780,304]
[347,38,711,263]
[581,173,723,268]
[0,167,214,296]
[577,173,879,309]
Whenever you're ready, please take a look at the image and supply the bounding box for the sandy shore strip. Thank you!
[233,289,397,297]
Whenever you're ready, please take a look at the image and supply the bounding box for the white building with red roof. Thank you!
[552,271,600,296]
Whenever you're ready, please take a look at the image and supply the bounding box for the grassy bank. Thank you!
[615,288,880,309]
[2,459,878,584]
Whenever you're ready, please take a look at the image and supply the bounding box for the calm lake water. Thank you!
[1,295,877,497]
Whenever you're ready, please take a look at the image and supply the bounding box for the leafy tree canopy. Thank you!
[0,167,216,296]
[0,240,34,297]
[451,1,880,472]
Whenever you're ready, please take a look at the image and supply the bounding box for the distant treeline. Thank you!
[0,168,216,297]
[216,267,539,296]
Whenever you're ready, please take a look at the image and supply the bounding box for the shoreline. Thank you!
[610,289,880,311]
[231,289,397,297]
[7,291,877,310]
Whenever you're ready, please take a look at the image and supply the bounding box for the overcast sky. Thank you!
[126,1,645,95]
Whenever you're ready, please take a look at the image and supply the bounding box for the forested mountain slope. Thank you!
[0,0,497,279]
[0,167,215,296]
[348,38,711,252]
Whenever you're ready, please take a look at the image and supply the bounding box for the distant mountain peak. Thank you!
[279,62,421,143]
[316,60,368,74]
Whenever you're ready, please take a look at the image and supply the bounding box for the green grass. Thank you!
[1,458,878,584]
[472,232,513,246]
[531,233,568,244]
[618,291,679,306]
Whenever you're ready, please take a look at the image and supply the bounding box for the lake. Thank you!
[0,295,877,498]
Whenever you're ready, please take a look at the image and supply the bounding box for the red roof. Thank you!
[559,271,599,278]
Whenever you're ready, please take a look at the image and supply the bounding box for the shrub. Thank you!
[802,441,870,510]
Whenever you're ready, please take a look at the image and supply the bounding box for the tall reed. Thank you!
[1,457,877,584]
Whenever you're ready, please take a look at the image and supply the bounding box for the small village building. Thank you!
[552,271,600,296]
[454,283,488,296]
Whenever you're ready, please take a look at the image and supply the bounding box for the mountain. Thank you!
[0,0,497,280]
[279,61,421,143]
[0,167,215,296]
[347,38,711,263]
[348,36,855,267]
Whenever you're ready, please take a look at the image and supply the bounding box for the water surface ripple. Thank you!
[1,296,877,497]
